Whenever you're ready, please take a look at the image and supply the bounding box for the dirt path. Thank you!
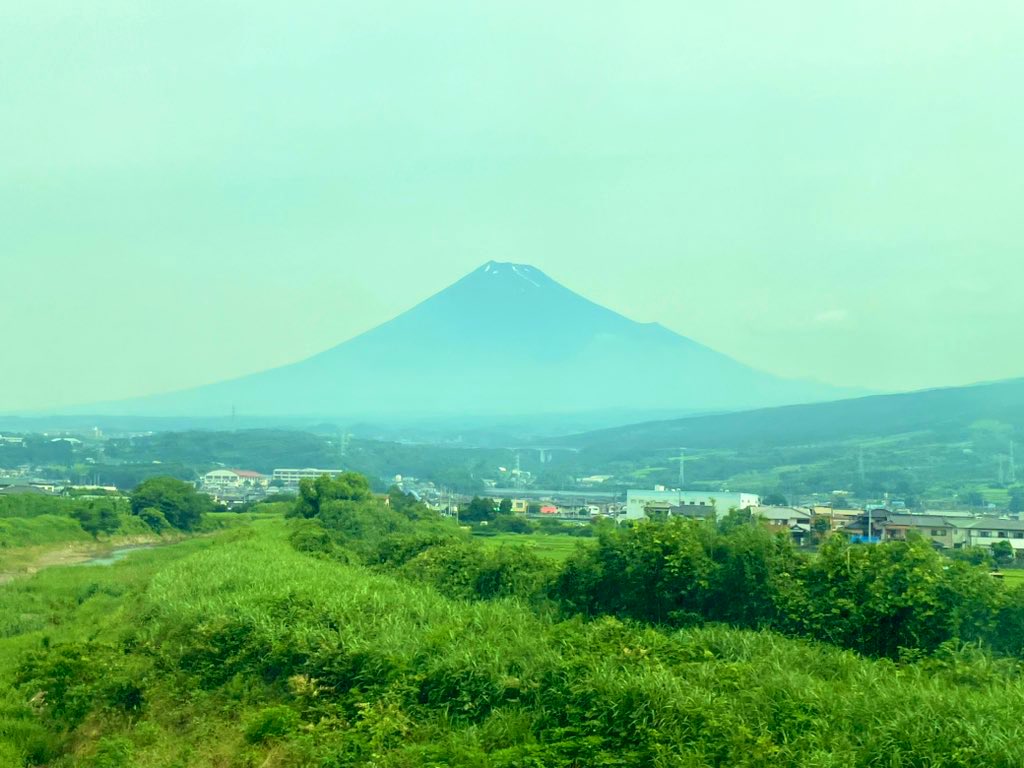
[0,535,168,585]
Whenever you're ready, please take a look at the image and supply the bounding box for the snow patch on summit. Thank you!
[511,264,540,288]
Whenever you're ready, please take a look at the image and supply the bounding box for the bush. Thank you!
[130,477,211,531]
[492,516,534,534]
[137,506,170,533]
[288,519,334,554]
[90,736,134,768]
[244,705,300,744]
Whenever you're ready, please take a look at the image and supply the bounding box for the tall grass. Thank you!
[5,521,1024,767]
[0,515,90,549]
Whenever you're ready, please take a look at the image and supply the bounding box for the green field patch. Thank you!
[473,531,595,560]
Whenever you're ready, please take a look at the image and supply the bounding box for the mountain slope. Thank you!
[73,262,857,419]
[565,377,1024,457]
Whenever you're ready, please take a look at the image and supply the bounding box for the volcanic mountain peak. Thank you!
[61,262,859,419]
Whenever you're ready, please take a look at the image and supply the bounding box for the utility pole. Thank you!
[676,448,686,515]
[1011,440,1017,485]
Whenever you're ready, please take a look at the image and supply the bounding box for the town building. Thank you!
[880,514,972,549]
[753,506,814,544]
[841,509,890,542]
[665,502,715,521]
[271,468,346,486]
[624,489,760,521]
[202,469,268,489]
[967,518,1024,551]
[810,506,862,531]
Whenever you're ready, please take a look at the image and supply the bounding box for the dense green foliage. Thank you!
[293,472,372,518]
[9,471,1024,766]
[0,496,151,551]
[129,476,212,531]
[553,515,1024,661]
[0,515,92,550]
[7,522,1024,767]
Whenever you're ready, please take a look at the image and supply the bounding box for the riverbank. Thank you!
[0,533,179,585]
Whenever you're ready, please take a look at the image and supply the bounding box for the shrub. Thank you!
[288,519,334,554]
[244,705,301,744]
[90,737,134,768]
[137,506,170,533]
[130,477,211,531]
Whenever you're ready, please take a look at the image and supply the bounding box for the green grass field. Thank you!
[998,569,1024,585]
[8,518,1024,766]
[473,531,594,560]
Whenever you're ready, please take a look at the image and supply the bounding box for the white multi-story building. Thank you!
[271,468,346,486]
[624,489,760,521]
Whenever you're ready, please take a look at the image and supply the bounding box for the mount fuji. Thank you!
[72,262,857,420]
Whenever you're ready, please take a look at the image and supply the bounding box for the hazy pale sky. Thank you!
[2,1,1023,412]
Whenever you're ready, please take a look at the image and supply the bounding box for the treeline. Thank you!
[0,478,221,550]
[291,474,1024,663]
[99,429,506,493]
[555,515,1019,659]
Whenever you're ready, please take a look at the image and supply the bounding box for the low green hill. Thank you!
[568,377,1024,455]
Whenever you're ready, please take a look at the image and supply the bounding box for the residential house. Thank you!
[810,506,862,531]
[842,509,890,542]
[753,506,813,545]
[967,519,1024,551]
[880,514,971,549]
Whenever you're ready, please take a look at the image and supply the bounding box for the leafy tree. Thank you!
[293,472,372,518]
[461,497,496,524]
[71,502,121,539]
[555,518,718,626]
[812,515,831,542]
[948,546,993,568]
[784,535,1001,658]
[492,515,533,534]
[387,486,433,520]
[762,492,788,506]
[129,477,210,531]
[991,540,1014,567]
[137,507,170,533]
[498,497,513,516]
